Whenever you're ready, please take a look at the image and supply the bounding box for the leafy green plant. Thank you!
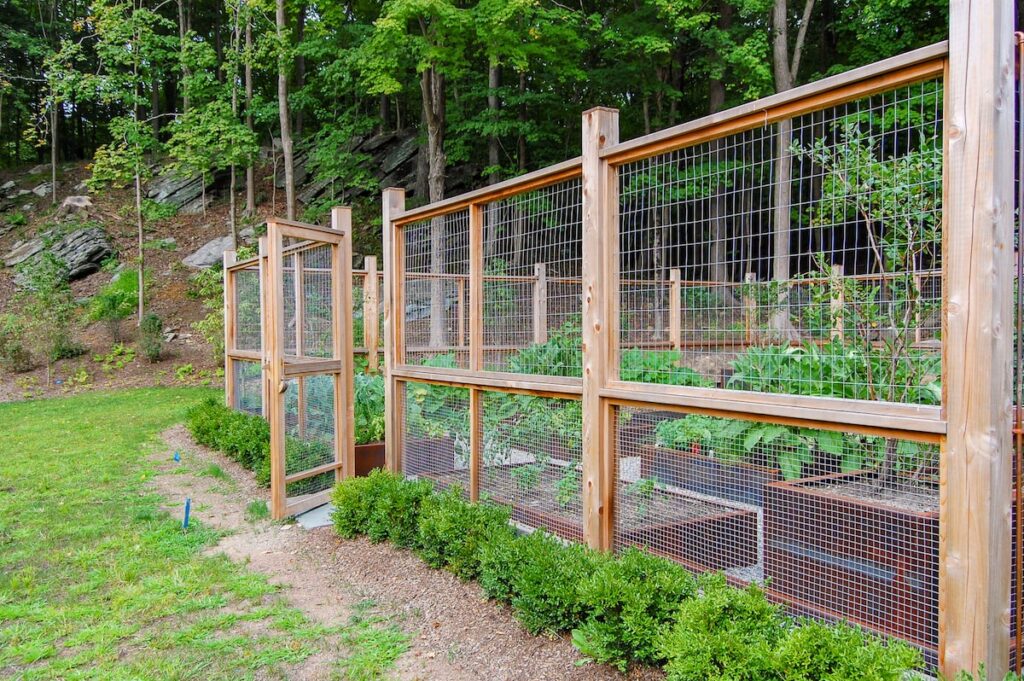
[139,198,178,222]
[772,619,920,681]
[139,313,164,362]
[354,371,385,445]
[175,363,195,381]
[184,397,271,483]
[573,548,697,670]
[5,211,27,227]
[88,272,140,341]
[14,253,84,375]
[189,266,226,363]
[556,467,580,509]
[511,463,542,492]
[416,486,515,580]
[626,477,657,519]
[0,313,32,373]
[656,574,785,681]
[93,342,136,374]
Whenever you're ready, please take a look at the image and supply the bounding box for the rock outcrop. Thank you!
[4,227,112,280]
[182,234,234,269]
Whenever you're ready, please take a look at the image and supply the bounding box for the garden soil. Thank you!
[153,425,663,681]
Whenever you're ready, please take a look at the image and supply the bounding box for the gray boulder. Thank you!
[31,182,53,197]
[182,235,233,268]
[147,169,216,215]
[57,195,93,218]
[0,180,15,193]
[4,227,111,280]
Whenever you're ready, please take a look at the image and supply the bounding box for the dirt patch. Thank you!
[153,425,661,680]
[810,476,939,514]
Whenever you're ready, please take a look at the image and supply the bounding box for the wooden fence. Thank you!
[382,11,1017,677]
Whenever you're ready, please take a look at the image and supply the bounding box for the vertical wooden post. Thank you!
[940,3,1014,677]
[581,107,619,551]
[332,207,356,482]
[830,263,844,342]
[364,256,380,373]
[457,279,466,347]
[669,268,681,352]
[223,250,237,408]
[382,188,406,474]
[469,203,484,502]
[259,237,270,420]
[294,251,306,437]
[743,272,757,346]
[533,262,548,345]
[266,221,287,520]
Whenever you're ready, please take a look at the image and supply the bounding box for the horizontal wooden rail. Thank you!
[393,365,582,397]
[281,358,343,377]
[284,460,344,484]
[601,41,947,166]
[601,381,945,439]
[393,158,583,226]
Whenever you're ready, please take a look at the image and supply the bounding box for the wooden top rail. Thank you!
[600,41,947,166]
[392,157,583,226]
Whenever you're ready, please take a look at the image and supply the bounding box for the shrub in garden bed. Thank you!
[185,397,271,484]
[329,470,923,679]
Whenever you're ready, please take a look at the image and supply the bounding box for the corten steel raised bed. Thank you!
[402,436,462,478]
[764,470,939,650]
[619,509,759,572]
[354,441,386,477]
[640,444,781,507]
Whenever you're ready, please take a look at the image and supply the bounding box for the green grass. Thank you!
[245,500,270,523]
[199,463,230,480]
[0,388,409,680]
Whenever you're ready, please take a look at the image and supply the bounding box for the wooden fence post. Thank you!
[669,268,681,352]
[581,106,619,551]
[332,207,356,482]
[469,203,484,502]
[223,249,237,408]
[382,188,406,474]
[830,263,844,342]
[265,221,287,519]
[534,262,548,345]
[364,256,380,373]
[940,2,1014,676]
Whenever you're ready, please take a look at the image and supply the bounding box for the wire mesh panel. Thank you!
[614,404,940,658]
[403,211,470,367]
[353,272,367,348]
[301,245,334,358]
[283,374,337,501]
[617,78,944,403]
[480,179,583,376]
[233,265,261,352]
[231,359,263,415]
[478,392,583,540]
[400,381,470,496]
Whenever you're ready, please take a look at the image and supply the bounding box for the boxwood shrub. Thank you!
[329,471,923,678]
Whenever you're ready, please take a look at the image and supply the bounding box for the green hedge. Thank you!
[185,397,272,486]
[331,471,921,678]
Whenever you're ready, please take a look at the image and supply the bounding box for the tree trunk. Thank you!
[421,67,447,347]
[50,98,57,205]
[294,5,305,138]
[707,0,738,309]
[178,0,190,112]
[135,169,145,324]
[242,11,252,216]
[488,64,501,185]
[276,0,295,219]
[150,78,160,136]
[517,71,527,171]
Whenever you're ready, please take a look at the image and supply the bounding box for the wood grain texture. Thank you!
[939,3,1014,676]
[265,223,288,520]
[332,207,356,484]
[581,107,619,550]
[382,188,406,473]
[364,256,380,372]
[223,250,237,408]
[534,262,548,345]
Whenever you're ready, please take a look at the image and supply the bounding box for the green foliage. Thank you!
[139,199,178,222]
[364,472,435,548]
[656,575,785,681]
[14,254,83,367]
[184,397,270,482]
[93,342,136,374]
[556,466,580,509]
[139,313,164,362]
[507,319,582,377]
[189,266,226,363]
[772,619,921,681]
[5,211,27,227]
[573,548,697,670]
[416,486,514,580]
[620,348,712,387]
[0,313,32,373]
[510,463,542,492]
[87,271,140,341]
[354,371,385,445]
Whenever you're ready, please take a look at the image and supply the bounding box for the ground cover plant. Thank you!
[331,470,922,679]
[0,388,407,679]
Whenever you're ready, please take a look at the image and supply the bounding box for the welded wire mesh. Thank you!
[614,405,939,656]
[231,359,263,415]
[233,265,261,352]
[282,255,297,356]
[480,179,583,376]
[618,78,944,403]
[478,393,583,541]
[401,381,470,495]
[403,211,470,367]
[353,272,367,349]
[284,374,337,500]
[301,245,334,358]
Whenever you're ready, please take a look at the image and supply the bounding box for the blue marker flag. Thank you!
[183,497,192,529]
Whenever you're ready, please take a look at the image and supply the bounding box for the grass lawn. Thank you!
[0,388,407,680]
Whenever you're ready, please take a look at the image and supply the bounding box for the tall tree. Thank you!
[276,0,295,218]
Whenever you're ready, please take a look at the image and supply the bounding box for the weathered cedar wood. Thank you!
[382,188,406,473]
[939,2,1013,676]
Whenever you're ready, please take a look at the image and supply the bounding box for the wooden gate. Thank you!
[265,209,355,519]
